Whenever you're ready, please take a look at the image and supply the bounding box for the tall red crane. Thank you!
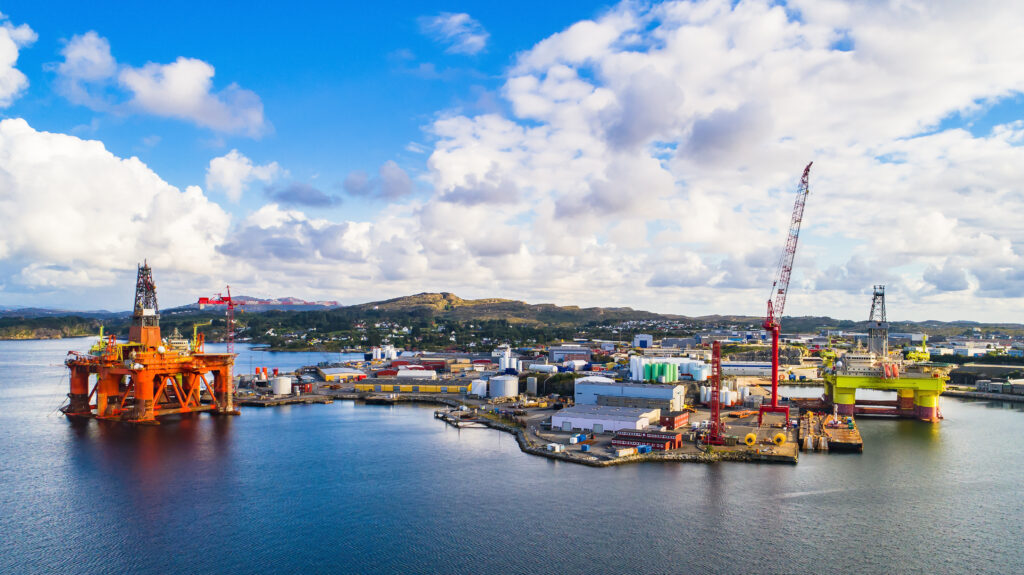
[198,286,244,354]
[759,162,813,427]
[706,340,725,445]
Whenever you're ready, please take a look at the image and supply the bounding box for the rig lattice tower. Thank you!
[867,285,888,357]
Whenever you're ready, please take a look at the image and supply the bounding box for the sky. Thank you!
[1,0,1023,323]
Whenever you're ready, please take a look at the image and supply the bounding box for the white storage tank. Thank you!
[471,379,488,397]
[489,375,519,398]
[271,376,292,396]
[526,377,538,395]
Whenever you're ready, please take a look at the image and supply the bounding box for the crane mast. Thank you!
[198,286,243,354]
[759,162,812,427]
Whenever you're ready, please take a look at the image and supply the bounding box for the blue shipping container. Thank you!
[581,445,590,452]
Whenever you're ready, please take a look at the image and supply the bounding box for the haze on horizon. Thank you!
[1,1,1023,324]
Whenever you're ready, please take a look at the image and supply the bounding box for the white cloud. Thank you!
[54,31,267,136]
[418,12,489,55]
[205,149,282,202]
[0,118,230,286]
[0,13,36,108]
[119,57,266,137]
[56,31,116,106]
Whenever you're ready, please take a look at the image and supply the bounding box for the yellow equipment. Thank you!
[772,432,787,446]
[744,433,757,446]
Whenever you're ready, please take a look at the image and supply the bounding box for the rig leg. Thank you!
[66,367,92,416]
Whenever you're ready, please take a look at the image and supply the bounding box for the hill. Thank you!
[350,292,670,326]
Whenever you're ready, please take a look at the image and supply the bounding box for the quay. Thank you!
[235,394,333,407]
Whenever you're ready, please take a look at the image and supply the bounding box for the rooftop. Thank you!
[555,405,658,421]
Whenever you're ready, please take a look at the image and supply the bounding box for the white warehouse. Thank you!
[551,405,660,433]
[721,362,772,377]
[574,378,686,412]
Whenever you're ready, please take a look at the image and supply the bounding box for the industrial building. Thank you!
[354,382,467,393]
[722,361,772,377]
[318,367,367,382]
[574,377,686,412]
[395,369,438,380]
[550,405,660,433]
[632,334,653,348]
[548,345,591,362]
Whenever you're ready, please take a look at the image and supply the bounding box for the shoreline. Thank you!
[319,391,798,467]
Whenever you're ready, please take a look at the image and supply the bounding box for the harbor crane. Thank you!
[759,162,813,427]
[198,287,244,354]
[706,340,725,445]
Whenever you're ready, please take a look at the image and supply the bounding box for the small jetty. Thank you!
[434,408,489,428]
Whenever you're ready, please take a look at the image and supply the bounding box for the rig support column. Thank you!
[131,371,157,424]
[96,372,121,417]
[914,389,939,422]
[213,367,238,416]
[833,388,856,416]
[68,367,91,415]
[897,388,915,413]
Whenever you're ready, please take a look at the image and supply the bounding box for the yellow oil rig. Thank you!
[819,286,952,421]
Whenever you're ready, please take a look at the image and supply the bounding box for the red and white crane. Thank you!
[198,286,244,354]
[759,162,813,427]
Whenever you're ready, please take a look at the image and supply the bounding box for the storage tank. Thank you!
[526,377,538,395]
[271,376,292,396]
[488,375,519,398]
[471,379,487,397]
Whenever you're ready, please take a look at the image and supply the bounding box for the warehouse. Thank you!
[722,362,772,376]
[354,382,467,393]
[574,378,686,412]
[318,367,368,382]
[550,405,660,433]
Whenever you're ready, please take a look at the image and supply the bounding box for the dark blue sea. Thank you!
[1,338,1022,574]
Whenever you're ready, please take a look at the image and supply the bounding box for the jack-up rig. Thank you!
[759,161,812,427]
[63,262,239,424]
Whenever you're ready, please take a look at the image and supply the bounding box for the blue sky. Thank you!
[3,1,601,218]
[2,1,1024,322]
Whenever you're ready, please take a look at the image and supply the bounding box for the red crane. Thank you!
[759,162,813,427]
[198,286,244,354]
[706,340,725,445]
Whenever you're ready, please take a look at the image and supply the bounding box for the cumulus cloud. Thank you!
[0,13,36,108]
[343,160,414,200]
[0,118,230,286]
[56,31,115,107]
[119,57,266,136]
[418,12,489,55]
[923,259,970,292]
[54,31,267,136]
[205,149,282,202]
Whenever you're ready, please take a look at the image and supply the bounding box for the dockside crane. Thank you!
[759,162,813,427]
[198,286,244,354]
[706,340,725,445]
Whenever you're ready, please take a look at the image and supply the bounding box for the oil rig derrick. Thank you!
[866,285,888,357]
[63,262,239,424]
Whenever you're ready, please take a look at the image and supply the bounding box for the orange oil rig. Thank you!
[63,262,239,424]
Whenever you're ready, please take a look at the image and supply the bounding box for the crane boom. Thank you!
[198,286,243,354]
[759,162,812,427]
[765,162,812,330]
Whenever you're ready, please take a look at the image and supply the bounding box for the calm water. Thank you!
[2,338,1022,574]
